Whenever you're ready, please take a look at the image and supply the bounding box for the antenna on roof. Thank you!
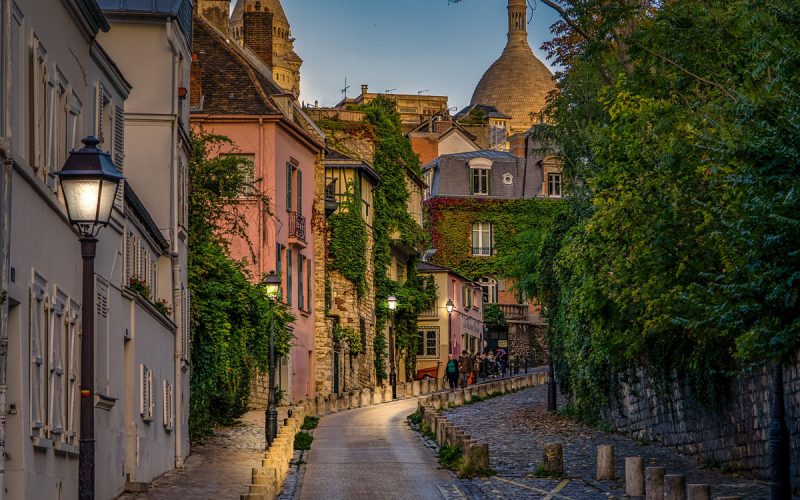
[384,89,397,94]
[418,90,430,95]
[341,78,351,100]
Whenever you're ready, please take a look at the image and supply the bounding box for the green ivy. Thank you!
[427,197,565,281]
[188,132,294,441]
[332,322,364,356]
[328,180,368,295]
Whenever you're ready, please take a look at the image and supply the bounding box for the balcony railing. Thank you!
[472,247,493,256]
[498,303,529,321]
[288,211,306,243]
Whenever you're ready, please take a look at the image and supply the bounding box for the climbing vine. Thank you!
[427,197,564,281]
[328,180,368,295]
[188,132,294,441]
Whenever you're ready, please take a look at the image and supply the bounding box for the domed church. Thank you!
[468,0,555,133]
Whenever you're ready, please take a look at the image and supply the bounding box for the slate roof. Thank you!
[324,149,381,184]
[417,261,477,285]
[192,14,283,116]
[97,0,192,43]
[454,103,512,121]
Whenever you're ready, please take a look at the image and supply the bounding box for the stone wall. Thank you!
[604,354,800,491]
[507,322,548,366]
[312,154,332,395]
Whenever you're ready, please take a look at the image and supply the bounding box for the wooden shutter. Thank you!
[113,105,125,210]
[95,279,109,395]
[49,290,68,436]
[140,365,153,421]
[297,169,302,216]
[66,300,80,443]
[95,83,105,140]
[286,162,293,212]
[30,276,48,434]
[163,380,174,430]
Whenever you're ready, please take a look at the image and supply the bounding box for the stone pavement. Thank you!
[445,384,775,499]
[117,409,291,500]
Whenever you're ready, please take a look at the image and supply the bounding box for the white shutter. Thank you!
[30,275,48,434]
[95,279,109,394]
[140,365,153,422]
[66,301,80,443]
[163,380,174,431]
[49,290,67,436]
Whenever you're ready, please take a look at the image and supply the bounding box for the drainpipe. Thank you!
[167,20,185,468]
[0,157,12,500]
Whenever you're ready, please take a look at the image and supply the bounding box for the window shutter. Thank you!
[95,84,105,141]
[307,258,312,311]
[286,163,293,212]
[298,255,304,309]
[30,277,48,434]
[113,106,125,210]
[287,249,292,306]
[50,290,67,435]
[140,365,153,421]
[95,279,109,394]
[163,380,174,430]
[297,169,302,216]
[66,301,79,443]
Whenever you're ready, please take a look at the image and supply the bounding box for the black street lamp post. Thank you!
[446,299,454,357]
[261,271,281,449]
[387,295,398,400]
[56,136,124,500]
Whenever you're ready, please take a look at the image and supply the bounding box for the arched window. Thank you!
[478,277,498,304]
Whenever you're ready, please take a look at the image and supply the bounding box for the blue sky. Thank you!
[231,0,561,111]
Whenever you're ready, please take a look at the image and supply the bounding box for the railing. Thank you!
[472,247,492,256]
[498,303,529,321]
[288,211,306,243]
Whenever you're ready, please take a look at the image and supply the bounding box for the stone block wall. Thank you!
[507,322,548,365]
[605,353,800,491]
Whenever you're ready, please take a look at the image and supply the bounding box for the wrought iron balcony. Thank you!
[472,246,493,256]
[288,211,306,244]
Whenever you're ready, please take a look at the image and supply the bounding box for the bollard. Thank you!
[625,457,645,497]
[249,483,276,497]
[412,380,421,396]
[464,442,490,471]
[453,390,465,406]
[360,388,370,407]
[645,467,665,500]
[372,387,382,404]
[421,378,430,394]
[686,484,710,500]
[665,474,686,500]
[384,384,393,402]
[597,445,615,480]
[315,396,326,415]
[543,443,564,474]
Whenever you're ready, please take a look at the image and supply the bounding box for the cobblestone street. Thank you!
[117,409,286,500]
[445,384,775,499]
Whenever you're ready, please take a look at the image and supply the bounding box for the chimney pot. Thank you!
[243,10,274,68]
[361,84,369,95]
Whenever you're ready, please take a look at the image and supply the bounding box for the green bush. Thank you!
[301,416,319,430]
[294,431,313,451]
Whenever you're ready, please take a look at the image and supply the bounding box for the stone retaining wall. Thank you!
[604,355,800,491]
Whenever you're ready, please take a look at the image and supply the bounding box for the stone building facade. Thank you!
[338,84,449,129]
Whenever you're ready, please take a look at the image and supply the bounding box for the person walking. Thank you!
[458,350,473,389]
[445,354,459,390]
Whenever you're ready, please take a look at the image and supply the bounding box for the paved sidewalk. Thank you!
[446,385,774,499]
[117,409,287,500]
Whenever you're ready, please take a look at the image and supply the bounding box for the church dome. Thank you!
[470,0,555,132]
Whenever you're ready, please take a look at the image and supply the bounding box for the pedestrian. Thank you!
[445,354,458,390]
[458,350,473,389]
[471,353,479,385]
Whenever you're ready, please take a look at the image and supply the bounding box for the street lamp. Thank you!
[56,136,124,500]
[261,271,281,450]
[445,299,454,357]
[387,295,398,400]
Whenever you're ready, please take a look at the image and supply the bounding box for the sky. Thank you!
[230,0,561,111]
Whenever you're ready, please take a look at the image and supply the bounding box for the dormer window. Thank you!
[468,157,493,196]
[548,173,562,198]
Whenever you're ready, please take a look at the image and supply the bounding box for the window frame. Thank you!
[470,167,491,195]
[471,222,493,256]
[416,328,439,359]
[548,172,562,198]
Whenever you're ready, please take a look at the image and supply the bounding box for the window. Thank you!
[478,277,498,304]
[286,249,292,306]
[472,222,493,256]
[416,329,438,358]
[139,365,154,422]
[125,231,157,301]
[163,380,174,431]
[461,285,472,310]
[548,173,562,198]
[298,254,304,310]
[470,167,490,195]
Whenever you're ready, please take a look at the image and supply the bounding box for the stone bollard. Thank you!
[360,388,370,407]
[464,442,490,472]
[421,378,430,394]
[383,384,392,402]
[686,484,710,500]
[404,381,414,398]
[463,387,473,402]
[453,390,465,406]
[372,387,382,404]
[596,445,615,480]
[447,390,456,407]
[412,380,421,396]
[315,396,326,415]
[477,384,488,398]
[241,495,266,500]
[645,467,665,500]
[625,457,645,497]
[434,417,447,442]
[664,474,686,500]
[249,483,276,497]
[543,443,564,474]
[432,395,442,410]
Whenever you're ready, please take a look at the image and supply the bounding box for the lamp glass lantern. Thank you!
[57,136,124,236]
[262,271,281,300]
[446,299,454,314]
[387,294,398,311]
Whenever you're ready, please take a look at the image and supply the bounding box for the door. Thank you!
[333,351,340,395]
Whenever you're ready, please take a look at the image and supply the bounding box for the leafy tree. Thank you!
[188,132,294,440]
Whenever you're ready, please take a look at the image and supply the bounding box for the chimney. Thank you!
[198,0,232,34]
[190,51,204,111]
[509,132,526,158]
[243,10,274,68]
[361,84,369,96]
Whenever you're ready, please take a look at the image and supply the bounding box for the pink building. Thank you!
[416,262,484,379]
[191,15,323,403]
